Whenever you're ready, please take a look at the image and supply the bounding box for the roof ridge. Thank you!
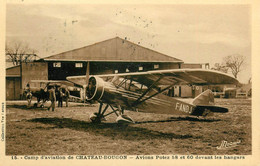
[6,65,20,70]
[115,37,183,62]
[43,37,118,60]
[43,37,183,62]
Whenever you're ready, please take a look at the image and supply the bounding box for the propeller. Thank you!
[86,77,97,99]
[83,61,90,101]
[86,61,90,86]
[85,62,98,100]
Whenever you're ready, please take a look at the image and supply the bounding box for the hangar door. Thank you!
[6,77,21,100]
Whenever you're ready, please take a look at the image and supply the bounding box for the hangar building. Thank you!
[42,37,183,80]
[6,37,202,100]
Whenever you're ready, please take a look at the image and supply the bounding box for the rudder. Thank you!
[191,89,228,116]
[192,89,214,106]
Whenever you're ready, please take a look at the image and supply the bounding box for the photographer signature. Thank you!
[217,140,241,149]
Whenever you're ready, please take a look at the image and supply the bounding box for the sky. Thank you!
[5,2,251,83]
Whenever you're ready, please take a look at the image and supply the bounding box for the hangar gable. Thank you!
[6,66,20,77]
[43,37,183,63]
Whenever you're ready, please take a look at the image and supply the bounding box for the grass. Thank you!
[5,98,251,155]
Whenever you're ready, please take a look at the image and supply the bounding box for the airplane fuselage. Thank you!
[87,76,197,116]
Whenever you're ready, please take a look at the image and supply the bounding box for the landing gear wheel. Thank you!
[91,118,101,124]
[89,113,102,124]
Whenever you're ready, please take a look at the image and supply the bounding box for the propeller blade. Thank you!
[86,61,90,86]
[83,61,90,102]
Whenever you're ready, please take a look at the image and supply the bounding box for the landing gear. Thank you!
[89,103,108,123]
[89,113,103,123]
[33,103,45,108]
[116,114,134,124]
[32,97,47,109]
[89,103,134,124]
[202,109,213,117]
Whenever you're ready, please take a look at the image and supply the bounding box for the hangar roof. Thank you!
[6,65,20,77]
[43,37,183,63]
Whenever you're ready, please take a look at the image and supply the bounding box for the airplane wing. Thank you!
[67,69,239,88]
[29,80,74,86]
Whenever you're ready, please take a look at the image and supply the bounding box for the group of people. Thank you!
[48,86,70,111]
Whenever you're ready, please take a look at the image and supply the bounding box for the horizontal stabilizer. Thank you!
[192,105,228,116]
[195,106,228,113]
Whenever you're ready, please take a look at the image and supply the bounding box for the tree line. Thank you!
[211,54,246,79]
[5,40,39,66]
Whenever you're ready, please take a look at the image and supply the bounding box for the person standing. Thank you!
[26,90,32,107]
[48,86,56,111]
[57,87,63,107]
[64,87,70,107]
[25,83,32,107]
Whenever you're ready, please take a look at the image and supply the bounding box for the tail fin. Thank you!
[191,90,228,116]
[192,89,214,106]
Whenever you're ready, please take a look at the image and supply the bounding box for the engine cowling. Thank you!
[86,76,105,100]
[86,76,139,109]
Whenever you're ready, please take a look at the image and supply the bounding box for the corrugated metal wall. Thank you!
[22,62,48,89]
[6,77,21,100]
[47,61,181,80]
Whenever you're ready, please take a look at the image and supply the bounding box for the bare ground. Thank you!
[5,98,251,155]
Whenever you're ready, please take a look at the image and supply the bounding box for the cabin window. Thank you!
[75,63,83,68]
[53,62,61,68]
[126,68,129,72]
[139,66,143,71]
[154,64,159,69]
[115,70,118,74]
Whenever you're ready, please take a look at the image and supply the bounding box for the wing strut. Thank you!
[136,83,176,106]
[128,78,133,91]
[117,77,127,88]
[109,104,119,116]
[132,75,164,106]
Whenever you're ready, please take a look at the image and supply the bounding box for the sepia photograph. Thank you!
[2,0,258,164]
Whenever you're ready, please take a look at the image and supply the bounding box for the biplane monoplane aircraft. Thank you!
[67,68,239,124]
[23,80,80,107]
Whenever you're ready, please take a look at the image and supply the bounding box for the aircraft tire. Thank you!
[90,118,101,124]
[89,113,102,124]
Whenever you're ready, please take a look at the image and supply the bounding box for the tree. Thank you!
[5,40,38,66]
[211,63,229,73]
[223,54,245,79]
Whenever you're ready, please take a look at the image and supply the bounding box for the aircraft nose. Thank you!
[86,77,97,100]
[85,76,105,101]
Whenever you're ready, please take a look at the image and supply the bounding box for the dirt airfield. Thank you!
[5,98,251,155]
